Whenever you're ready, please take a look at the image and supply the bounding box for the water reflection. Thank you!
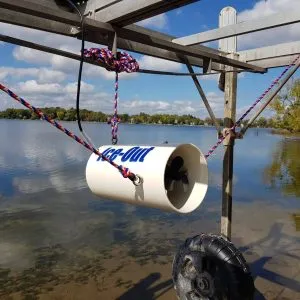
[264,137,300,197]
[292,213,300,231]
[0,120,300,299]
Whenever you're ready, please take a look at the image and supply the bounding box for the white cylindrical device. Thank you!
[85,143,208,213]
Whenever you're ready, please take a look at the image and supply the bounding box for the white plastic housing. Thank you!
[85,144,208,213]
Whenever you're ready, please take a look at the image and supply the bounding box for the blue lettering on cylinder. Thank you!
[97,147,111,161]
[138,147,154,162]
[97,146,155,163]
[109,148,123,161]
[101,148,115,161]
[129,148,146,162]
[121,147,140,162]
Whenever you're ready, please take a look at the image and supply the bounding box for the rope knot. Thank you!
[83,48,139,73]
[83,47,139,144]
[118,165,130,178]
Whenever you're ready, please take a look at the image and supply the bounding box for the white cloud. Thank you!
[0,80,98,110]
[13,47,51,65]
[138,55,183,72]
[16,80,94,95]
[137,13,168,29]
[18,80,62,94]
[50,52,78,73]
[64,81,94,94]
[205,92,223,111]
[116,92,225,117]
[37,68,66,83]
[0,67,66,83]
[120,99,199,115]
[238,0,300,50]
[0,88,110,112]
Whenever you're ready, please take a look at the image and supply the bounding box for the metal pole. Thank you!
[240,58,300,134]
[219,7,238,240]
[184,60,222,135]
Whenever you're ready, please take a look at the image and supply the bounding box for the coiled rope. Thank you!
[83,48,139,145]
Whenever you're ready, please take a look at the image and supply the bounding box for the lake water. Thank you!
[0,119,299,300]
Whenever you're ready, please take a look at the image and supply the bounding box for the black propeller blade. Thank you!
[165,156,189,191]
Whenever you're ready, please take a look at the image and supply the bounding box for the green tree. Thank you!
[57,110,65,120]
[64,108,76,121]
[0,107,208,126]
[270,78,300,132]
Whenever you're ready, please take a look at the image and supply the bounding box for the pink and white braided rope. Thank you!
[84,48,139,144]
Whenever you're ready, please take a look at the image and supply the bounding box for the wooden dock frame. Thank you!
[219,7,238,241]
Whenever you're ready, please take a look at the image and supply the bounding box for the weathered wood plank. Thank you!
[174,10,300,45]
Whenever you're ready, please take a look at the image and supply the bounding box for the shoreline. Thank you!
[270,128,300,136]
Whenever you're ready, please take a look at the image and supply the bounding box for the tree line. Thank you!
[0,107,244,126]
[0,106,279,128]
[1,78,299,130]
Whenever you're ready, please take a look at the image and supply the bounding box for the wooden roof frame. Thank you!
[0,0,267,74]
[0,0,299,74]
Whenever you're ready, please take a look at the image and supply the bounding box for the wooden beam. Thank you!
[125,24,226,57]
[220,7,238,241]
[0,34,108,69]
[0,34,225,76]
[84,30,222,70]
[0,0,266,72]
[174,10,300,45]
[90,0,199,26]
[84,0,121,15]
[26,0,72,11]
[0,8,74,37]
[241,58,300,134]
[241,55,300,69]
[239,41,300,62]
[184,59,222,134]
[0,10,216,71]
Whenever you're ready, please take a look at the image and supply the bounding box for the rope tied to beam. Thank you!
[83,48,139,73]
[83,48,139,144]
[204,54,300,159]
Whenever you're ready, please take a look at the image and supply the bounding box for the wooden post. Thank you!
[219,7,238,240]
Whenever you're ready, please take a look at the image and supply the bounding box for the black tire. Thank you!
[172,233,255,300]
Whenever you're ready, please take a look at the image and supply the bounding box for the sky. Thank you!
[0,0,300,118]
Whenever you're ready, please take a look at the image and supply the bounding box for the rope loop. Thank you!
[112,136,118,145]
[83,48,139,144]
[83,48,139,73]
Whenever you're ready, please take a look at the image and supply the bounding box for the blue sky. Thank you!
[0,0,300,118]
